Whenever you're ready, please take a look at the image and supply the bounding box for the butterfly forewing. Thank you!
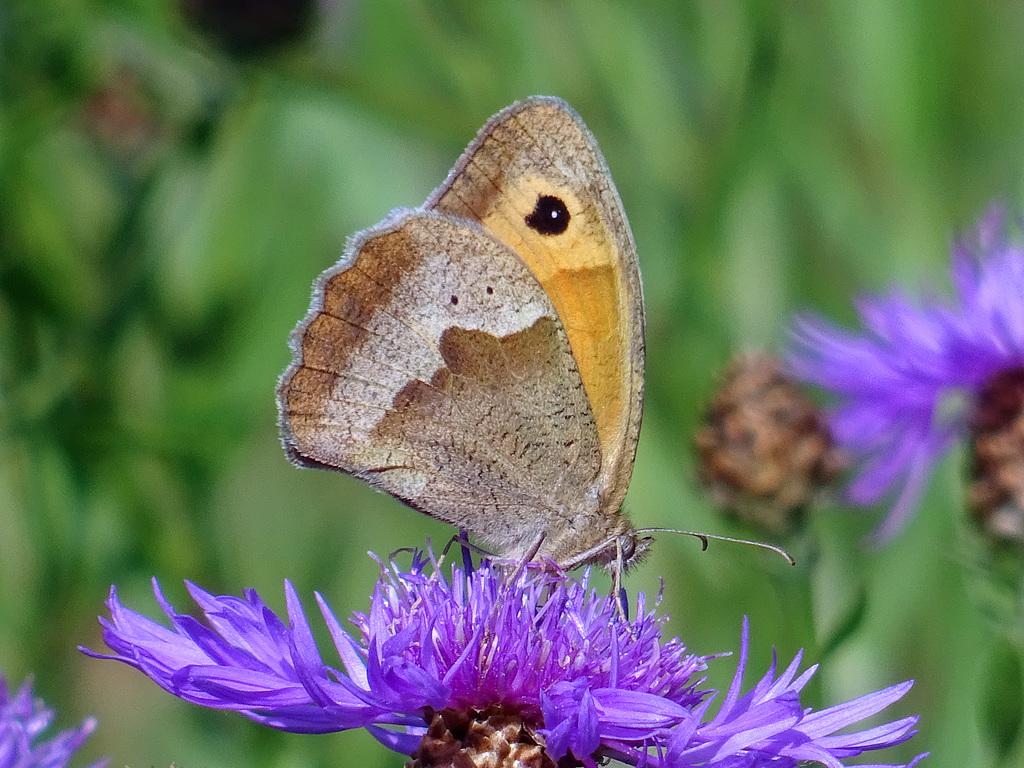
[429,97,645,513]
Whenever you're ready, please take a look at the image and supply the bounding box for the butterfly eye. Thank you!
[525,194,570,235]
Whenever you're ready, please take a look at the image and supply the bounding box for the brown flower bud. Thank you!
[180,0,314,57]
[967,367,1024,544]
[695,353,845,532]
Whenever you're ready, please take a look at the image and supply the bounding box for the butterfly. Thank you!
[278,96,648,574]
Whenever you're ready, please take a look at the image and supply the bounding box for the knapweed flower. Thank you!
[789,206,1024,544]
[83,551,923,767]
[0,675,105,768]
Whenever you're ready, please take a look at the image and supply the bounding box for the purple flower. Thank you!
[83,551,924,767]
[0,675,106,768]
[789,206,1024,543]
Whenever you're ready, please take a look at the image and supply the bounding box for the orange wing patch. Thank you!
[476,181,627,464]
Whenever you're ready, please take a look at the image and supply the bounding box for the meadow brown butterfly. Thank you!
[279,97,647,573]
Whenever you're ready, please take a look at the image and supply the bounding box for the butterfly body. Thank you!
[278,97,647,570]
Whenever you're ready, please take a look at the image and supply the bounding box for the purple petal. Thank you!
[0,676,107,768]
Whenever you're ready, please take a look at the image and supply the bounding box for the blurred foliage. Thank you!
[2,1,1024,766]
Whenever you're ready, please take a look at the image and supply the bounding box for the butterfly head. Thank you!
[615,528,653,573]
[563,525,652,574]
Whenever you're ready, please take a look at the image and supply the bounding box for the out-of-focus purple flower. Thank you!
[0,675,106,768]
[789,206,1024,543]
[83,551,924,767]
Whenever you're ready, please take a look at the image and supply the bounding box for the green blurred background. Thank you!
[2,1,1023,766]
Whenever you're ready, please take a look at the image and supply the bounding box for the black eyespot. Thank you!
[450,295,458,305]
[486,286,494,295]
[525,195,570,235]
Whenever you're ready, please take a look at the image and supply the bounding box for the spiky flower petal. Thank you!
[0,675,105,768]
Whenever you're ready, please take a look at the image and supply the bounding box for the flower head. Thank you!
[84,550,923,767]
[789,206,1024,543]
[0,675,105,768]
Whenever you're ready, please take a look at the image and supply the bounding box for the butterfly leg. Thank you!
[611,539,634,626]
[440,530,495,568]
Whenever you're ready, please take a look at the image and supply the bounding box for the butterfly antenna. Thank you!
[637,527,796,566]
